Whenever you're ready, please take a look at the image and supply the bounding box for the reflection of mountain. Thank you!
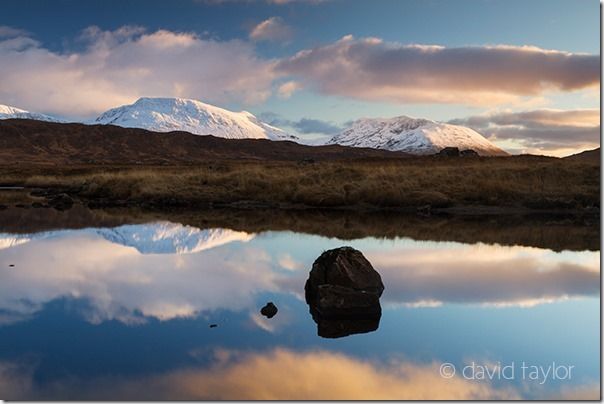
[0,222,254,254]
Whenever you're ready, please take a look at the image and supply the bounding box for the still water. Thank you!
[0,213,599,400]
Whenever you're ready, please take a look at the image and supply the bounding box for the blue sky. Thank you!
[0,0,600,155]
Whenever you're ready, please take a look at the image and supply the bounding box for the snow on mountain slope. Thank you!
[94,97,297,141]
[0,104,63,122]
[326,116,508,156]
[0,222,254,254]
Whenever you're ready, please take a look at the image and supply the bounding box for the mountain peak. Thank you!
[94,97,297,141]
[0,104,63,122]
[328,115,507,156]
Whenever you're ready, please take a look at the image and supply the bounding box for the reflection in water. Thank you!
[309,307,381,339]
[0,349,524,400]
[0,224,598,324]
[0,222,254,254]
[0,219,599,400]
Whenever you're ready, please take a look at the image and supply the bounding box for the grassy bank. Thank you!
[0,155,599,212]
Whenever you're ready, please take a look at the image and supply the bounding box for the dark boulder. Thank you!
[305,246,384,309]
[460,149,479,157]
[48,193,73,211]
[305,247,383,338]
[260,302,278,318]
[437,147,460,157]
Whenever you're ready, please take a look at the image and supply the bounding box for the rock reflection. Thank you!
[308,306,381,338]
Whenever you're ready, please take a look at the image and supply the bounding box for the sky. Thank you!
[0,0,600,156]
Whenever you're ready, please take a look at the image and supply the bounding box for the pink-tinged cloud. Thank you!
[450,109,600,156]
[249,17,293,42]
[0,351,519,400]
[275,35,600,105]
[0,26,276,118]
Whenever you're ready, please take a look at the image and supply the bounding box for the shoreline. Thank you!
[1,185,599,218]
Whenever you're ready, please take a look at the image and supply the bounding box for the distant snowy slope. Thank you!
[327,116,507,156]
[94,97,297,141]
[0,104,63,122]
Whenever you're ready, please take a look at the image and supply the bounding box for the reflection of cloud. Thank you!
[0,351,519,400]
[449,109,600,157]
[1,350,599,400]
[275,241,599,308]
[366,243,599,308]
[278,253,302,271]
[0,234,273,324]
[0,229,598,325]
[276,36,599,105]
[554,384,600,400]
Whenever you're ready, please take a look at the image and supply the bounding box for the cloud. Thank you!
[449,109,600,156]
[277,80,302,98]
[1,27,600,118]
[0,351,518,400]
[275,35,599,105]
[260,112,342,134]
[0,26,29,38]
[249,17,293,42]
[0,26,277,117]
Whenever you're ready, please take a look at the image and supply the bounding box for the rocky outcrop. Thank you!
[437,147,460,157]
[460,149,479,157]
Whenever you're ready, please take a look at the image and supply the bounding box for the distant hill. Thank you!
[0,119,408,165]
[564,148,600,162]
[326,115,508,156]
[94,97,298,141]
[0,104,63,122]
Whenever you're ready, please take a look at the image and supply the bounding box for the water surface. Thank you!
[0,213,599,400]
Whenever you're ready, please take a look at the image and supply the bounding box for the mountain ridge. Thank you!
[327,115,508,156]
[0,104,63,123]
[94,97,298,141]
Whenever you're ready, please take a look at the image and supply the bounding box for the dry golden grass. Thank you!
[0,156,599,211]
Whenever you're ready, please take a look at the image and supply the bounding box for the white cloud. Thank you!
[450,109,600,156]
[249,17,293,42]
[277,80,302,98]
[0,26,277,118]
[276,35,599,105]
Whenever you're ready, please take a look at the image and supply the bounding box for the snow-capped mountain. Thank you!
[326,116,507,156]
[94,97,298,141]
[0,104,62,122]
[0,222,254,254]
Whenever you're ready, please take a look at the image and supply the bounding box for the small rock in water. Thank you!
[8,264,14,267]
[209,324,218,328]
[260,302,278,318]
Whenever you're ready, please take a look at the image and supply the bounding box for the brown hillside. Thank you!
[0,119,408,164]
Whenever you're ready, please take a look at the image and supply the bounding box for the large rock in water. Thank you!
[305,247,384,337]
